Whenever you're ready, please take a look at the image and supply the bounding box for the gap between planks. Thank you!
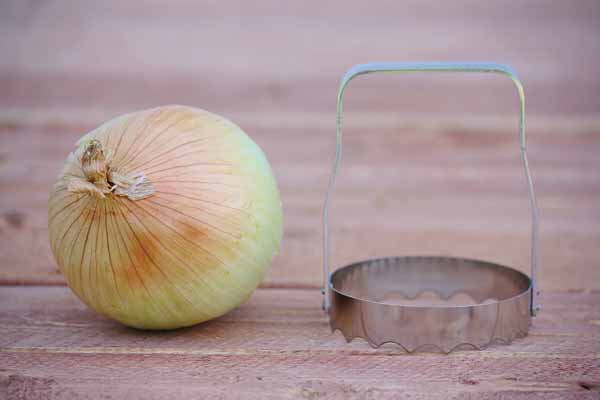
[0,280,320,289]
[2,108,600,134]
[2,346,599,360]
[2,280,600,296]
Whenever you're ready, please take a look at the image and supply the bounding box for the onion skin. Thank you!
[48,105,283,329]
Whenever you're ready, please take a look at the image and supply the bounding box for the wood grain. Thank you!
[1,1,599,398]
[1,117,599,290]
[2,287,600,354]
[1,1,599,115]
[2,352,599,400]
[1,287,599,399]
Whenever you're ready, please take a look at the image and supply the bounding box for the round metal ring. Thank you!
[329,256,531,352]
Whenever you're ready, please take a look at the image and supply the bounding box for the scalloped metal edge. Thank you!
[330,322,528,354]
[326,256,532,352]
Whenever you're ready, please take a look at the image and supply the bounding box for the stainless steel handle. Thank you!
[322,62,540,316]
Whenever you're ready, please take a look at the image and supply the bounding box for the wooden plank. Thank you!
[1,286,599,354]
[1,1,599,115]
[1,118,599,289]
[0,287,599,399]
[1,352,599,399]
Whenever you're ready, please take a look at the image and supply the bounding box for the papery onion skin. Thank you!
[48,105,283,329]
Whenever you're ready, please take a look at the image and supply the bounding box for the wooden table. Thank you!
[1,1,599,398]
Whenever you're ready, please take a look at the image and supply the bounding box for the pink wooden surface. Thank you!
[1,1,599,398]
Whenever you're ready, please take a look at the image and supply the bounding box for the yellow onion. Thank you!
[48,105,283,329]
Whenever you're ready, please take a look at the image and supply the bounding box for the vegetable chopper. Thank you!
[322,62,539,352]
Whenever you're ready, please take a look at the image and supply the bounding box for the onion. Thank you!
[48,105,283,329]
